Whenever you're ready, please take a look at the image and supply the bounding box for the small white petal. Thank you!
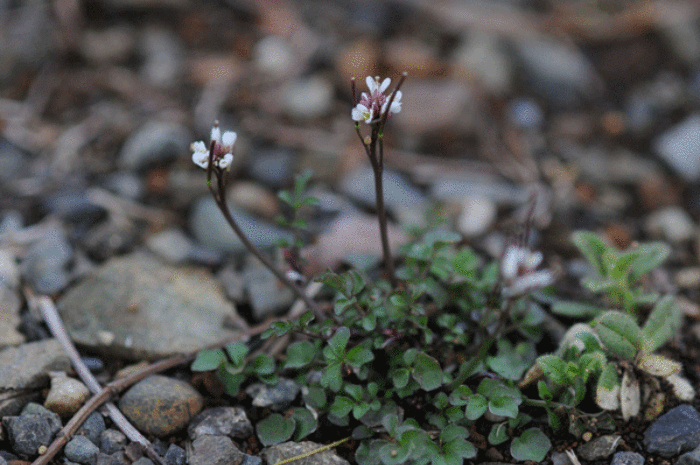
[379,78,391,93]
[222,131,237,147]
[192,151,209,168]
[523,251,543,270]
[504,270,554,297]
[218,153,233,168]
[210,126,221,143]
[352,104,372,123]
[191,141,207,152]
[501,245,522,280]
[366,76,376,93]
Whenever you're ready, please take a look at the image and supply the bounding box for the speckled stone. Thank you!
[118,375,203,437]
[44,375,91,417]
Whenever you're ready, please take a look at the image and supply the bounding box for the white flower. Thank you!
[218,153,233,169]
[192,123,237,170]
[500,244,554,298]
[191,141,209,168]
[367,76,391,95]
[351,104,373,123]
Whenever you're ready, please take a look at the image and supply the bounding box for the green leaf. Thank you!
[347,346,374,368]
[190,349,226,371]
[629,242,670,282]
[448,385,472,406]
[225,341,249,366]
[442,438,476,461]
[285,341,316,369]
[510,428,551,462]
[572,231,609,276]
[641,295,681,353]
[551,301,602,318]
[440,425,469,442]
[537,355,568,385]
[487,340,535,381]
[412,352,443,391]
[537,381,553,402]
[596,362,621,411]
[256,413,295,446]
[330,396,355,418]
[379,442,411,465]
[303,386,326,409]
[321,362,343,391]
[465,394,488,420]
[424,230,461,248]
[392,368,410,389]
[453,248,478,278]
[594,311,642,360]
[277,190,295,207]
[217,368,245,396]
[251,354,275,375]
[291,408,317,441]
[488,423,509,445]
[489,395,520,419]
[325,327,350,360]
[344,384,364,401]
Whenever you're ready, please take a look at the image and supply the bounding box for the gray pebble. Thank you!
[188,435,245,465]
[188,407,253,440]
[118,121,191,171]
[644,404,700,457]
[76,412,106,446]
[612,451,645,465]
[654,114,700,181]
[131,458,154,465]
[247,378,299,411]
[65,435,100,465]
[576,435,621,461]
[100,429,127,454]
[164,444,186,465]
[22,228,73,294]
[2,403,62,457]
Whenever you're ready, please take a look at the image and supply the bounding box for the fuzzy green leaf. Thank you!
[629,242,670,282]
[256,413,295,446]
[330,396,355,418]
[537,355,568,385]
[551,301,602,318]
[510,428,551,462]
[303,386,326,409]
[190,349,226,372]
[489,395,520,419]
[537,381,553,402]
[641,295,681,353]
[594,311,641,360]
[347,346,374,368]
[440,425,469,443]
[392,368,410,389]
[251,354,275,375]
[442,438,476,461]
[572,231,608,276]
[325,327,350,360]
[448,385,472,406]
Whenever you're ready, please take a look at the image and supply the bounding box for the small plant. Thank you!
[552,231,670,316]
[188,79,689,464]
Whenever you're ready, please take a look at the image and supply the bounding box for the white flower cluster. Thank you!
[351,76,402,124]
[191,124,237,169]
[500,244,554,298]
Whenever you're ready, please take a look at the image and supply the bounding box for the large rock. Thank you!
[644,405,700,457]
[0,339,71,416]
[260,442,349,465]
[56,252,247,359]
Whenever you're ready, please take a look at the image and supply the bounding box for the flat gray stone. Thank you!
[654,114,700,181]
[188,435,245,465]
[612,451,645,465]
[56,252,247,359]
[188,407,253,440]
[0,339,71,416]
[644,405,700,457]
[261,442,349,465]
[65,435,100,465]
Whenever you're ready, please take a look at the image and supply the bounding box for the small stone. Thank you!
[384,37,442,79]
[118,121,191,171]
[646,206,696,243]
[282,76,334,120]
[254,35,295,76]
[457,196,496,237]
[118,375,203,437]
[132,458,154,465]
[100,429,127,455]
[227,181,280,220]
[397,80,474,133]
[21,227,74,294]
[140,27,183,88]
[576,435,621,461]
[507,98,544,129]
[76,412,106,446]
[676,268,700,288]
[2,405,62,457]
[653,114,700,181]
[612,451,645,465]
[678,447,700,465]
[452,30,512,95]
[246,378,299,411]
[188,407,253,441]
[644,404,700,457]
[261,442,349,465]
[243,260,294,321]
[145,228,193,263]
[44,375,91,417]
[245,148,295,189]
[551,451,576,465]
[164,444,186,465]
[65,436,100,465]
[188,435,245,465]
[80,27,135,63]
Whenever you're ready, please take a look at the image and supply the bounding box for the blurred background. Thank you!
[2,0,700,318]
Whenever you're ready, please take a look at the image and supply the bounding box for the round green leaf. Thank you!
[488,395,520,419]
[510,428,551,462]
[411,352,443,391]
[256,413,295,446]
[465,394,488,420]
[225,341,249,366]
[488,423,509,445]
[190,349,225,372]
[285,341,316,369]
[291,408,317,441]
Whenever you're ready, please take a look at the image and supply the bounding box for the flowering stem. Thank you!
[208,178,324,319]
